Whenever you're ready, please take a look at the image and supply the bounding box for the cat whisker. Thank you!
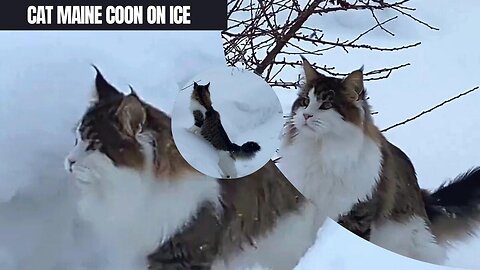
[284,118,295,124]
[290,132,300,140]
[285,122,295,128]
[285,125,298,133]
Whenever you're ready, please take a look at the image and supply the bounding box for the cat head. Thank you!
[191,82,212,109]
[65,67,149,174]
[287,57,372,141]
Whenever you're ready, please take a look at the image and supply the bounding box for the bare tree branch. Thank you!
[223,0,437,89]
[381,86,480,132]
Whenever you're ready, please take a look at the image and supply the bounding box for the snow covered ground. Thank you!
[171,67,283,178]
[295,218,456,270]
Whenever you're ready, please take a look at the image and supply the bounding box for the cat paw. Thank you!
[187,125,201,135]
[219,171,232,179]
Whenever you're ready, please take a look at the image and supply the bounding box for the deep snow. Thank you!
[294,218,454,270]
[171,67,283,179]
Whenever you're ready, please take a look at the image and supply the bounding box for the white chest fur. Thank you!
[71,152,221,270]
[278,125,382,227]
[190,99,207,117]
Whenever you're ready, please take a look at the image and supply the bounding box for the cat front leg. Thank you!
[188,125,202,135]
[188,110,205,135]
[148,206,221,270]
[337,200,376,241]
[217,151,237,179]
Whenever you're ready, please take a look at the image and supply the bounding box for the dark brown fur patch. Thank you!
[79,96,146,170]
[338,136,431,240]
[200,109,234,152]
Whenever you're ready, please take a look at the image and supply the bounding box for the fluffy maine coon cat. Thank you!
[278,56,480,264]
[188,82,261,179]
[65,68,316,270]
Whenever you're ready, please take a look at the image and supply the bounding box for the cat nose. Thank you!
[67,159,76,172]
[303,113,313,120]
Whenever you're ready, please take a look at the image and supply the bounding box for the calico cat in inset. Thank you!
[278,56,480,264]
[65,68,316,270]
[189,82,261,178]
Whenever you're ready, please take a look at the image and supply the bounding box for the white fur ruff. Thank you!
[370,216,446,264]
[66,132,221,270]
[278,89,382,227]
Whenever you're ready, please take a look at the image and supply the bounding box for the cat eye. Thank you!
[299,97,310,107]
[86,143,96,151]
[319,102,332,110]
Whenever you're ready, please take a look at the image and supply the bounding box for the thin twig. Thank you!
[381,86,480,132]
[223,0,436,88]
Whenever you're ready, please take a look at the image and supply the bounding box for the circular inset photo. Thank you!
[172,67,284,179]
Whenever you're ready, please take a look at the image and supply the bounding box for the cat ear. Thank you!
[206,82,210,88]
[92,65,122,101]
[115,94,146,137]
[342,67,365,101]
[301,56,324,85]
[193,82,199,89]
[128,85,139,98]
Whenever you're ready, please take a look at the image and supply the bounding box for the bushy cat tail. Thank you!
[422,167,480,243]
[230,141,261,160]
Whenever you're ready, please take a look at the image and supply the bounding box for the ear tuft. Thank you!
[301,56,324,86]
[128,85,139,98]
[91,65,122,101]
[342,68,365,101]
[115,95,146,137]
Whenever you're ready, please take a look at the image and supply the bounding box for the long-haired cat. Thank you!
[278,56,480,264]
[189,82,261,178]
[65,68,316,270]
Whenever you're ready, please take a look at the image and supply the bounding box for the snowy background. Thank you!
[171,67,283,179]
[0,31,225,270]
[1,0,480,269]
